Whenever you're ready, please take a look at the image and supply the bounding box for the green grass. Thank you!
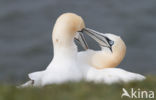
[0,76,156,100]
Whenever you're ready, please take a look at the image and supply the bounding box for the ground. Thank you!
[0,76,155,100]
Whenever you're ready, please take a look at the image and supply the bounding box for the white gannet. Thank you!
[21,13,88,87]
[21,13,145,87]
[77,28,145,84]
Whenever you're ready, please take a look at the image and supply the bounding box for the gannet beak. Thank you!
[75,32,88,50]
[81,28,114,52]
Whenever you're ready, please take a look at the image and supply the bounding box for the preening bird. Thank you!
[21,13,87,87]
[77,28,145,84]
[20,13,145,87]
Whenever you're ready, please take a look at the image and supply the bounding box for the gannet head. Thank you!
[103,33,126,58]
[97,33,126,69]
[94,33,126,69]
[52,13,87,49]
[102,33,126,68]
[81,28,126,69]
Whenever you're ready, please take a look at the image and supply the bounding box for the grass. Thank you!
[0,76,155,100]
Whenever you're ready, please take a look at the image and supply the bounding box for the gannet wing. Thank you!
[18,80,34,88]
[86,68,145,84]
[18,71,45,88]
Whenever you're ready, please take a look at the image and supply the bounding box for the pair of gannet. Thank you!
[21,13,145,87]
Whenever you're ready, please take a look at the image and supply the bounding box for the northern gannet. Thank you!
[21,13,88,87]
[20,13,145,87]
[77,28,145,84]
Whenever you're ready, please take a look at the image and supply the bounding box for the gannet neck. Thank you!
[53,42,77,60]
[89,34,126,69]
[51,13,85,59]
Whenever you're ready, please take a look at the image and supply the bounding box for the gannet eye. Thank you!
[109,40,114,46]
[105,37,114,46]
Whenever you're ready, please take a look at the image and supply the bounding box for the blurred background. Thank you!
[0,0,156,84]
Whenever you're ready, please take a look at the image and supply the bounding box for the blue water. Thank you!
[0,0,156,83]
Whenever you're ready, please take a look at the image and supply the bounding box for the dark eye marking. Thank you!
[105,37,114,46]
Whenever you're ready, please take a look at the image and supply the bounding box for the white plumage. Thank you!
[78,50,145,84]
[20,13,145,87]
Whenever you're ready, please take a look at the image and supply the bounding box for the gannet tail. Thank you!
[18,80,34,88]
[18,71,44,88]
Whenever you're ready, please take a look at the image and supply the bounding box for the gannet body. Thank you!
[77,31,145,84]
[78,50,145,84]
[21,13,145,87]
[21,13,86,87]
